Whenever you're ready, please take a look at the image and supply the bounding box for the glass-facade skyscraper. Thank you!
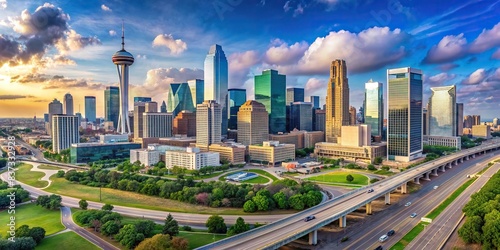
[309,96,320,109]
[286,88,304,104]
[255,69,286,134]
[187,79,204,108]
[364,80,383,137]
[204,44,228,136]
[290,102,313,131]
[134,97,152,103]
[63,93,74,115]
[228,88,247,129]
[84,96,96,123]
[387,67,423,162]
[105,86,120,128]
[429,85,456,137]
[168,83,195,118]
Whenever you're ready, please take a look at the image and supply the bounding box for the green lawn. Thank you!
[241,176,270,184]
[16,163,49,188]
[36,231,100,250]
[246,169,278,181]
[178,231,227,249]
[373,169,395,176]
[0,203,64,235]
[37,164,63,170]
[305,172,369,185]
[391,222,428,250]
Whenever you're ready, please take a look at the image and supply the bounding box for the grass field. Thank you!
[0,203,64,235]
[391,222,428,250]
[36,231,100,250]
[178,231,227,249]
[427,177,476,219]
[37,165,63,170]
[305,172,369,185]
[245,169,278,181]
[241,176,270,184]
[373,169,395,176]
[16,163,49,188]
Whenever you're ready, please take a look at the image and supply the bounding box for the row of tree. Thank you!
[0,181,30,208]
[43,149,70,163]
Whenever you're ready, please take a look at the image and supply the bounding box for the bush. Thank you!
[370,178,379,183]
[181,225,192,231]
[367,165,377,171]
[381,166,390,171]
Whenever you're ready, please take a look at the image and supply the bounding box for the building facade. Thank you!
[165,147,220,170]
[429,85,456,136]
[472,125,491,139]
[289,102,313,131]
[52,115,80,153]
[47,99,63,135]
[173,111,196,136]
[143,112,173,138]
[314,109,326,132]
[269,130,324,149]
[133,97,152,104]
[130,149,160,166]
[228,88,247,130]
[104,86,120,129]
[196,100,222,145]
[364,80,383,137]
[456,103,463,136]
[237,100,269,146]
[207,143,246,164]
[84,96,96,123]
[160,101,167,113]
[309,96,320,109]
[248,141,295,166]
[63,93,74,115]
[286,88,304,104]
[423,135,461,149]
[168,83,195,118]
[187,79,204,107]
[314,142,387,164]
[255,69,286,134]
[325,60,350,143]
[133,104,146,139]
[70,142,141,164]
[204,44,228,136]
[349,106,357,125]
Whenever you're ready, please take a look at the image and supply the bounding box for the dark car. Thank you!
[304,215,316,222]
[387,229,395,236]
[374,246,383,250]
[367,188,374,193]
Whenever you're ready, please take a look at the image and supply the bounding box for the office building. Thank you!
[145,102,158,113]
[237,100,269,146]
[364,80,383,137]
[173,111,196,136]
[248,141,295,166]
[165,147,220,170]
[84,96,96,123]
[286,88,304,104]
[63,93,74,115]
[70,142,141,164]
[325,60,350,143]
[47,99,63,135]
[357,105,365,124]
[429,85,456,136]
[104,86,120,129]
[130,148,160,167]
[349,106,357,125]
[228,88,247,129]
[387,67,423,162]
[43,113,49,123]
[473,115,481,126]
[423,108,429,136]
[187,79,204,107]
[158,136,196,147]
[289,102,313,131]
[314,109,326,132]
[197,143,246,164]
[134,97,152,104]
[196,100,222,145]
[340,125,371,147]
[456,103,463,135]
[472,125,491,139]
[204,44,228,136]
[269,130,324,149]
[52,115,80,153]
[423,135,461,149]
[100,134,129,143]
[133,104,146,139]
[255,69,286,134]
[160,101,167,113]
[463,115,473,129]
[309,96,320,109]
[314,142,386,164]
[143,112,173,138]
[168,83,195,117]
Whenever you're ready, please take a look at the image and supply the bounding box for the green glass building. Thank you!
[104,86,120,128]
[364,80,383,137]
[70,142,141,164]
[255,69,286,134]
[167,83,195,118]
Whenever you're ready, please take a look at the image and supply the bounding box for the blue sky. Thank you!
[0,0,499,120]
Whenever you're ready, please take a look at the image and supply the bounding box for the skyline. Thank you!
[1,1,500,119]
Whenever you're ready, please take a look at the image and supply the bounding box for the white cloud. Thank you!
[423,34,467,64]
[304,78,327,95]
[426,72,456,86]
[109,30,116,36]
[101,4,112,12]
[264,40,308,65]
[469,22,500,53]
[0,0,7,9]
[461,69,487,85]
[228,50,260,89]
[152,34,187,55]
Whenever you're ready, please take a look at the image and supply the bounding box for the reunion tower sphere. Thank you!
[112,39,134,65]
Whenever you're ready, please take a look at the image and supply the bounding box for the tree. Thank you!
[101,221,120,236]
[252,195,270,211]
[367,164,377,171]
[36,194,62,210]
[56,170,65,178]
[243,200,257,213]
[481,209,500,249]
[374,157,383,165]
[346,174,354,183]
[102,204,114,211]
[206,215,227,234]
[289,194,305,210]
[29,227,46,244]
[15,225,31,237]
[79,199,88,210]
[91,219,101,232]
[115,224,145,249]
[228,217,250,236]
[135,220,156,238]
[458,215,483,243]
[135,234,172,250]
[273,191,288,209]
[171,237,189,250]
[163,213,179,236]
[12,237,36,250]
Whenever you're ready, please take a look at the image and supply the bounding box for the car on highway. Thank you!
[387,229,395,236]
[405,202,412,206]
[434,185,439,189]
[410,213,417,218]
[374,246,383,250]
[304,215,316,222]
[379,235,388,242]
[367,188,374,193]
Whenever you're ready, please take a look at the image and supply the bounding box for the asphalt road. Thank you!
[407,163,500,250]
[331,152,498,250]
[61,206,119,250]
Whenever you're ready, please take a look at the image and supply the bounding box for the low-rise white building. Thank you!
[423,135,461,149]
[165,147,220,170]
[130,149,160,167]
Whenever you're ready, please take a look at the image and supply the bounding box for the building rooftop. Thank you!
[71,142,140,147]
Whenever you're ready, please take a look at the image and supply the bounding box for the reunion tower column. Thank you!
[112,23,134,134]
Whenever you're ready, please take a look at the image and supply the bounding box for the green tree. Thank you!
[243,200,257,213]
[135,220,156,238]
[458,215,483,243]
[15,225,31,237]
[101,221,120,236]
[346,174,354,183]
[289,194,305,210]
[171,236,189,250]
[374,157,383,165]
[102,204,114,211]
[29,227,46,244]
[115,224,145,249]
[367,164,377,171]
[228,217,250,236]
[163,213,179,236]
[273,191,288,209]
[206,215,227,234]
[252,195,270,211]
[79,199,88,210]
[482,209,500,249]
[135,234,172,250]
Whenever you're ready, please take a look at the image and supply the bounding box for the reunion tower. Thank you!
[112,23,134,134]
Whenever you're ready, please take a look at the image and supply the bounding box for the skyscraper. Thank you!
[387,67,423,162]
[145,101,158,113]
[463,115,473,128]
[143,113,173,138]
[187,79,204,107]
[289,102,313,131]
[255,69,286,134]
[52,115,79,153]
[286,88,305,104]
[204,44,228,136]
[456,103,463,135]
[47,99,63,135]
[473,115,481,126]
[133,97,152,104]
[325,60,350,143]
[423,108,429,135]
[429,85,456,136]
[168,83,195,117]
[314,109,326,132]
[309,96,320,109]
[133,104,146,139]
[228,88,247,129]
[173,111,196,136]
[349,106,357,125]
[104,86,120,129]
[364,80,383,137]
[112,24,134,134]
[237,100,269,146]
[63,93,74,115]
[84,96,96,123]
[196,100,222,145]
[160,101,167,113]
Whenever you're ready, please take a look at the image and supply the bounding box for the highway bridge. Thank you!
[197,141,500,250]
[16,158,89,170]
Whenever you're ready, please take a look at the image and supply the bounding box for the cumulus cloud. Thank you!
[461,69,487,85]
[275,26,408,75]
[13,73,106,90]
[152,34,187,55]
[304,78,327,95]
[56,29,100,54]
[135,67,203,100]
[425,72,456,86]
[109,30,116,36]
[437,63,459,71]
[491,48,500,60]
[264,40,308,65]
[0,0,6,9]
[469,22,500,53]
[228,50,260,88]
[101,4,112,12]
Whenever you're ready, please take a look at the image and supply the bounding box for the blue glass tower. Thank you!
[84,96,96,123]
[204,44,228,136]
[188,79,204,107]
[228,88,247,129]
[168,83,195,118]
[105,86,120,128]
[255,69,286,134]
[364,80,383,137]
[286,88,304,104]
[309,96,320,109]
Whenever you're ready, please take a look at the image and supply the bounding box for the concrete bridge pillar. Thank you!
[466,155,469,160]
[472,154,476,158]
[309,230,317,245]
[440,165,446,172]
[423,172,431,181]
[339,215,347,228]
[459,158,463,163]
[414,177,420,184]
[431,168,439,176]
[366,202,372,215]
[453,160,458,165]
[401,182,407,194]
[385,192,391,204]
[446,162,452,169]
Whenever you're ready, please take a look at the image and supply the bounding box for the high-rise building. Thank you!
[325,60,350,143]
[143,112,173,138]
[456,103,463,135]
[63,93,74,115]
[289,102,313,131]
[228,89,247,130]
[473,115,481,126]
[168,83,195,118]
[237,100,269,146]
[43,113,49,123]
[48,98,63,127]
[133,97,152,104]
[429,85,456,136]
[196,100,222,145]
[387,67,423,162]
[112,24,134,134]
[145,101,158,113]
[493,118,499,127]
[309,96,320,109]
[357,105,365,124]
[187,79,204,107]
[84,96,96,123]
[286,88,304,104]
[423,108,429,136]
[160,101,167,113]
[52,115,79,153]
[204,44,228,136]
[104,86,120,129]
[314,109,326,132]
[133,104,146,139]
[349,106,357,125]
[173,111,196,136]
[255,69,286,134]
[364,80,383,137]
[463,115,473,128]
